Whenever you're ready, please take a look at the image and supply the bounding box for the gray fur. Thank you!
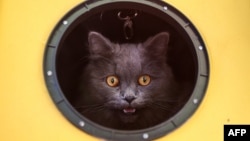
[75,31,180,130]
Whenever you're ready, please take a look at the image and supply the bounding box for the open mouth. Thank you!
[123,107,136,114]
[120,107,138,123]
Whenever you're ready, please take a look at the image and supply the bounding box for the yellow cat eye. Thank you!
[106,75,119,87]
[138,75,151,86]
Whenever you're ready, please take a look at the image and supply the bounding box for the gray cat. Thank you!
[75,31,181,130]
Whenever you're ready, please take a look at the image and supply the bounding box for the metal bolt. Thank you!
[198,46,203,50]
[193,98,199,104]
[79,121,85,127]
[142,133,149,139]
[47,70,52,76]
[163,6,168,11]
[63,20,68,25]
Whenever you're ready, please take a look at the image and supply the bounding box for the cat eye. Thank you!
[106,75,119,87]
[138,75,151,86]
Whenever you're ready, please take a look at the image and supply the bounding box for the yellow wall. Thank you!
[0,0,249,141]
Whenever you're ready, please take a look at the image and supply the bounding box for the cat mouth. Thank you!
[123,107,136,114]
[119,107,138,123]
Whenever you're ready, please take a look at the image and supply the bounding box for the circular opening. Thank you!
[44,0,209,140]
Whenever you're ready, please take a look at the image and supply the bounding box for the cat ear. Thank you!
[143,32,170,57]
[88,31,113,56]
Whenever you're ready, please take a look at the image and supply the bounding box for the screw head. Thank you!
[47,70,52,76]
[63,20,68,25]
[142,133,149,139]
[163,6,168,11]
[193,98,199,104]
[198,46,203,50]
[79,121,85,127]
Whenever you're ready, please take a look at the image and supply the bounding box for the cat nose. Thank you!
[124,96,136,103]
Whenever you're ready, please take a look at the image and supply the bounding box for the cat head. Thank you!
[78,31,176,127]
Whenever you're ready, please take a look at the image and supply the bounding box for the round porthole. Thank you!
[44,0,209,140]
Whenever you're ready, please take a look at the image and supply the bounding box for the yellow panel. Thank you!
[0,0,99,141]
[0,0,249,141]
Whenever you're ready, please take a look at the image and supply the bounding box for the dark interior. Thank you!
[56,7,197,127]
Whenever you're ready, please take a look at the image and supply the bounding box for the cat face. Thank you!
[76,31,177,129]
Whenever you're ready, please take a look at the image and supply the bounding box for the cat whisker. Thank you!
[154,98,178,103]
[74,104,106,114]
[78,56,89,63]
[147,102,173,112]
[74,104,102,109]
